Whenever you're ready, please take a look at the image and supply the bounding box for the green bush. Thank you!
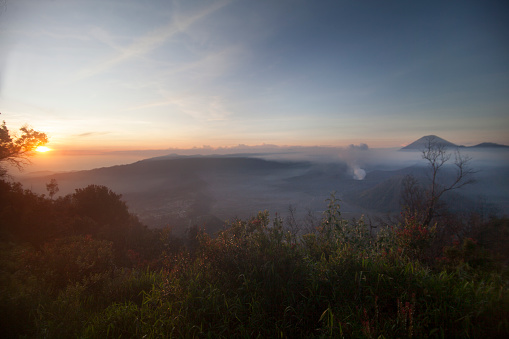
[1,191,508,338]
[21,235,115,293]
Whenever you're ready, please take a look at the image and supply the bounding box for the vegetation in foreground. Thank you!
[0,179,508,338]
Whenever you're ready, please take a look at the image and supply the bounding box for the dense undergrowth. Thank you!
[1,182,508,338]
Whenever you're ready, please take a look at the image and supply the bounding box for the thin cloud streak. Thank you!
[8,28,91,41]
[122,45,240,91]
[74,131,111,138]
[76,0,232,80]
[127,94,232,122]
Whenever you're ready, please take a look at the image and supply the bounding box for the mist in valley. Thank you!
[17,144,509,237]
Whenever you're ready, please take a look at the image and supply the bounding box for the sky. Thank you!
[1,0,509,155]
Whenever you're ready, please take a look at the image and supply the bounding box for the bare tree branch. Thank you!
[419,136,476,227]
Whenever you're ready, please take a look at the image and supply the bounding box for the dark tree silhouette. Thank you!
[67,184,149,256]
[46,178,59,200]
[401,136,476,227]
[0,115,48,175]
[71,185,130,230]
[0,180,57,245]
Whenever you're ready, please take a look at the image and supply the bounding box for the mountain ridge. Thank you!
[401,135,458,150]
[401,135,508,150]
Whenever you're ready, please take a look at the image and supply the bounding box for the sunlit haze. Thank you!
[35,146,50,153]
[1,0,508,171]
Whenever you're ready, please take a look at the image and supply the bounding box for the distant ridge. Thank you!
[469,142,509,149]
[401,136,509,151]
[401,135,457,150]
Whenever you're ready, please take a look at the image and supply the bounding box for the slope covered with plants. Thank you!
[1,179,508,338]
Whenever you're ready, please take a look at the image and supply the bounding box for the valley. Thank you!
[17,146,509,236]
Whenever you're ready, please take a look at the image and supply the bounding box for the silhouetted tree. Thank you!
[70,185,130,235]
[46,178,59,200]
[401,136,476,228]
[66,184,150,262]
[0,180,57,245]
[0,114,48,175]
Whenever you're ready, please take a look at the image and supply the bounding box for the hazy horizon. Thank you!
[15,143,509,231]
[11,139,509,175]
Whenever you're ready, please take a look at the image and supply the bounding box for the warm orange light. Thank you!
[35,146,51,152]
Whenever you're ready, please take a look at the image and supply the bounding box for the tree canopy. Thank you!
[0,116,48,175]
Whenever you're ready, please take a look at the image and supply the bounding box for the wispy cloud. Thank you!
[76,0,232,80]
[174,45,245,81]
[9,28,91,41]
[114,43,246,97]
[88,27,127,53]
[173,95,232,121]
[127,93,232,121]
[74,131,111,137]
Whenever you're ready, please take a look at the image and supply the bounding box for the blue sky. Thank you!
[1,0,508,151]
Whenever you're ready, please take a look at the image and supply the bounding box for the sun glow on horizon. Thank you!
[35,146,51,153]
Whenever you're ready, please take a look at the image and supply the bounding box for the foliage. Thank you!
[0,117,48,174]
[46,178,59,199]
[21,235,115,293]
[393,210,436,262]
[1,185,508,338]
[0,179,58,245]
[0,180,157,262]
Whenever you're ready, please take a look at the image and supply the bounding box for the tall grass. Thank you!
[1,195,508,337]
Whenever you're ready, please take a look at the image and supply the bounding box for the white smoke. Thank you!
[352,166,366,180]
[343,144,369,180]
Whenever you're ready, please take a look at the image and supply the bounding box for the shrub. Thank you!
[393,210,436,262]
[21,235,115,293]
[2,192,508,337]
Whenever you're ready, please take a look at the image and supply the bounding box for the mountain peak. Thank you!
[401,135,457,150]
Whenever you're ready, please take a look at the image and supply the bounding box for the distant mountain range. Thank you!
[467,142,509,149]
[13,136,509,236]
[401,135,509,150]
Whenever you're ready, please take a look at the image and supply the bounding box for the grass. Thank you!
[1,197,508,338]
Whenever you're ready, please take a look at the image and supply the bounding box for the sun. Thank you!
[35,146,51,152]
